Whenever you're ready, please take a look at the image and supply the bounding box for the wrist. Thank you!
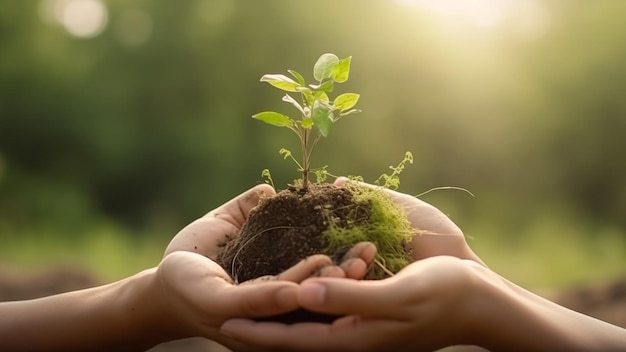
[118,267,188,349]
[446,260,509,347]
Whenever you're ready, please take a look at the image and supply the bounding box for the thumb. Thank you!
[298,278,397,318]
[215,281,300,318]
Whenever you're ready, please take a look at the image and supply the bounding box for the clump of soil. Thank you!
[216,182,413,283]
[216,182,413,323]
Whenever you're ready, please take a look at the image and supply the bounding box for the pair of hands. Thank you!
[155,178,486,351]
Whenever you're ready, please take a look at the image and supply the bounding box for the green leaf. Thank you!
[314,91,329,102]
[311,100,333,137]
[313,53,339,81]
[299,88,315,106]
[252,111,294,127]
[331,56,352,83]
[309,79,334,92]
[288,70,305,86]
[334,93,360,111]
[260,74,300,92]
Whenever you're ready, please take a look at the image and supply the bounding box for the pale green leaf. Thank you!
[338,109,362,117]
[313,53,339,81]
[260,74,300,92]
[282,94,305,115]
[252,111,294,127]
[331,56,352,83]
[334,93,360,111]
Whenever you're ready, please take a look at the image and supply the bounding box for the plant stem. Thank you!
[301,128,309,190]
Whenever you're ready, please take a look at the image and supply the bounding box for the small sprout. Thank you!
[313,165,329,184]
[375,151,414,190]
[279,148,302,170]
[253,53,361,189]
[261,168,275,189]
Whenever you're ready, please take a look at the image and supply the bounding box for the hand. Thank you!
[155,245,377,350]
[220,256,494,351]
[164,184,376,277]
[156,185,378,349]
[164,184,276,259]
[334,177,484,265]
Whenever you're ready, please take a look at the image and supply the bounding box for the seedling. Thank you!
[252,53,361,190]
[217,52,415,294]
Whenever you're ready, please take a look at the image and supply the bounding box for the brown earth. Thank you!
[215,183,374,283]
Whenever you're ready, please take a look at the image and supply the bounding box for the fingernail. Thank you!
[300,282,327,306]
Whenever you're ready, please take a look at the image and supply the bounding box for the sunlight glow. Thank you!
[396,0,551,38]
[399,0,508,28]
[39,0,108,39]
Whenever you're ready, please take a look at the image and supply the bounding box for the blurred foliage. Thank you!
[1,0,625,286]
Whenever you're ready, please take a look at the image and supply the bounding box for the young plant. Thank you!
[252,53,361,190]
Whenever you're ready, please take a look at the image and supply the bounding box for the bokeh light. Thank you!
[114,9,153,47]
[38,0,108,39]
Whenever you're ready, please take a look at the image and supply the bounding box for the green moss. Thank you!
[322,181,414,278]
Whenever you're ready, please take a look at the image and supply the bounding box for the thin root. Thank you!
[373,258,396,277]
[414,186,475,198]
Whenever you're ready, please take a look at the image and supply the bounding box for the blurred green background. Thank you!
[1,0,625,290]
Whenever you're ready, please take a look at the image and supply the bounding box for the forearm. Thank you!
[0,268,181,351]
[476,271,626,351]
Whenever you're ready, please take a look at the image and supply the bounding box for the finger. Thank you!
[277,255,334,282]
[216,281,300,318]
[297,278,399,317]
[337,241,377,279]
[242,255,334,284]
[342,241,377,264]
[220,317,409,351]
[338,258,367,280]
[333,176,350,187]
[316,265,346,278]
[207,183,276,229]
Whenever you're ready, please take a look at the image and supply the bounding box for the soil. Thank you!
[216,183,375,283]
[215,182,411,323]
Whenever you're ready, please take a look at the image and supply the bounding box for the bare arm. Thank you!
[0,268,173,351]
[480,269,626,351]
